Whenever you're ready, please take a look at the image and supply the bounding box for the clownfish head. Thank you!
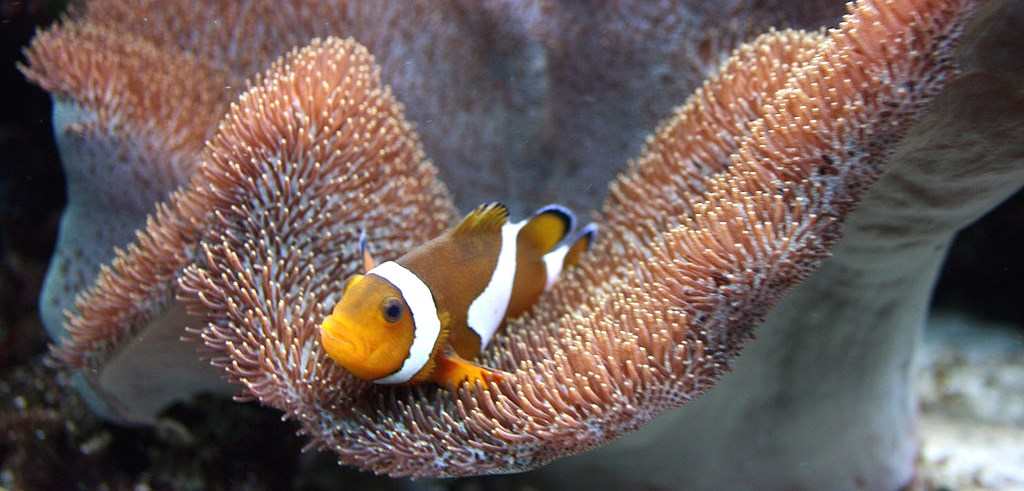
[320,274,416,382]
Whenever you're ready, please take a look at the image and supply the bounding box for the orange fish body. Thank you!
[320,203,595,390]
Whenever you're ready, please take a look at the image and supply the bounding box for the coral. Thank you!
[181,36,456,409]
[20,0,1024,488]
[545,2,1024,488]
[19,0,840,424]
[21,18,232,341]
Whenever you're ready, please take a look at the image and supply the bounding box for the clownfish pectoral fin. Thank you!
[358,228,376,272]
[563,223,598,269]
[453,202,509,236]
[409,312,451,384]
[432,352,507,392]
[520,204,575,253]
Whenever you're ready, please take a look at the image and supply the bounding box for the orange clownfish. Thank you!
[320,202,596,391]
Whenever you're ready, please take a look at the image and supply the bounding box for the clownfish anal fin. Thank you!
[432,352,507,392]
[454,202,509,236]
[521,204,575,253]
[359,228,376,272]
[564,222,598,268]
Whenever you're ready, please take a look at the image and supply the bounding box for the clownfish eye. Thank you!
[381,297,403,323]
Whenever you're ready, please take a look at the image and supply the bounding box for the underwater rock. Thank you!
[916,313,1024,490]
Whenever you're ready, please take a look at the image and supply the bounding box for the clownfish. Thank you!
[320,202,596,391]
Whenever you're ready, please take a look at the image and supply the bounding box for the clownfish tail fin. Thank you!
[521,204,576,253]
[454,202,509,236]
[563,222,598,269]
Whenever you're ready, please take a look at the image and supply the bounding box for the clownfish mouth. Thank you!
[320,316,364,367]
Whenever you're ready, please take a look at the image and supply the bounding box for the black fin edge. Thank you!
[575,222,598,250]
[455,202,510,234]
[533,204,576,243]
[481,201,509,216]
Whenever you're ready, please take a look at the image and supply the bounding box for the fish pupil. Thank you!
[382,298,402,323]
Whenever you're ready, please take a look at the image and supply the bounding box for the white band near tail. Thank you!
[467,220,526,349]
[542,244,570,290]
[367,261,441,384]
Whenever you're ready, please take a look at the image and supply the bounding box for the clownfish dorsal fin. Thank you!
[358,228,377,273]
[453,202,509,236]
[563,223,598,269]
[520,204,576,253]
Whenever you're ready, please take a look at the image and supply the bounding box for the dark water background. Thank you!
[0,2,1021,490]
